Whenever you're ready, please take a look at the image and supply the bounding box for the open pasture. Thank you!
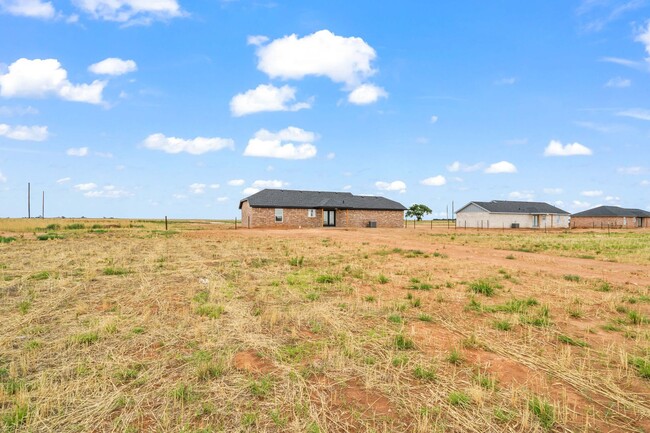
[1,220,649,432]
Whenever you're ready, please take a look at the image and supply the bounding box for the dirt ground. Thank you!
[1,223,649,432]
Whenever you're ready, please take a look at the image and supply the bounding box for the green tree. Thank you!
[406,204,432,221]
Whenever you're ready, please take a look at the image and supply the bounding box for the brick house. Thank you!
[456,200,570,229]
[239,189,407,228]
[571,206,650,229]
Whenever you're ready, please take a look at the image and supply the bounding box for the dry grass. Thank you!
[1,221,649,432]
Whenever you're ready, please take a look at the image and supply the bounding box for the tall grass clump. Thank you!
[469,279,500,296]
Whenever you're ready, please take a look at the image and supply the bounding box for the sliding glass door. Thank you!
[323,210,336,227]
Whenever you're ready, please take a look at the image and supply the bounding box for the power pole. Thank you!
[42,191,45,218]
[27,183,31,218]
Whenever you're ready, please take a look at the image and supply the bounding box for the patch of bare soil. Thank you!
[232,350,274,374]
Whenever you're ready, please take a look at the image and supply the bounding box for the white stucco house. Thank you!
[456,200,570,229]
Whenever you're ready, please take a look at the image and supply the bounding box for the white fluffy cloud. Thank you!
[74,182,97,191]
[73,0,183,24]
[581,190,603,197]
[447,161,483,172]
[544,140,592,156]
[0,0,55,18]
[243,126,317,160]
[242,187,259,195]
[636,20,650,57]
[484,161,517,174]
[420,175,446,186]
[73,182,131,198]
[143,133,234,155]
[227,179,245,186]
[88,58,137,76]
[430,115,438,123]
[543,188,563,194]
[189,183,206,194]
[375,180,406,193]
[605,77,631,88]
[230,84,310,116]
[347,83,387,105]
[255,29,377,86]
[0,123,48,141]
[0,170,6,182]
[0,58,106,104]
[56,177,71,184]
[67,147,89,156]
[572,200,590,209]
[617,109,650,121]
[252,180,288,189]
[247,35,269,46]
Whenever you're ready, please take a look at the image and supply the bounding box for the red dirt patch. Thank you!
[232,350,274,374]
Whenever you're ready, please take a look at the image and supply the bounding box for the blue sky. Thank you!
[0,0,649,219]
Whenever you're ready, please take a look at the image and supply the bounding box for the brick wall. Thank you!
[241,205,404,228]
[571,216,649,229]
[338,209,404,228]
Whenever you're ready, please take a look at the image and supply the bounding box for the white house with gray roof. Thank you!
[456,200,570,229]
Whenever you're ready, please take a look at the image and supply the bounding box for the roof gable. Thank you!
[457,200,569,215]
[239,189,407,211]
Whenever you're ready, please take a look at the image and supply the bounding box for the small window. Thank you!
[307,209,316,218]
[275,208,283,223]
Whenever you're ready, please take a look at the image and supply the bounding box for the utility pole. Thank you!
[42,191,45,218]
[27,182,31,218]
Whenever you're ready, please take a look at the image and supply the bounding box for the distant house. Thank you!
[571,206,650,229]
[456,200,570,229]
[239,189,407,228]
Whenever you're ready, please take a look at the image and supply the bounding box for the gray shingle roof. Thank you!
[458,200,570,215]
[239,189,407,211]
[572,206,650,217]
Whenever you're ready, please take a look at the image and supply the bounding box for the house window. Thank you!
[275,208,283,223]
[307,209,316,218]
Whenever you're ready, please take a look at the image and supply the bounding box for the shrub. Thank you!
[563,274,580,282]
[36,233,63,241]
[0,236,16,243]
[494,320,512,331]
[65,223,85,230]
[289,256,304,267]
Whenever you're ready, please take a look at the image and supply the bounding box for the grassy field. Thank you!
[1,220,649,432]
